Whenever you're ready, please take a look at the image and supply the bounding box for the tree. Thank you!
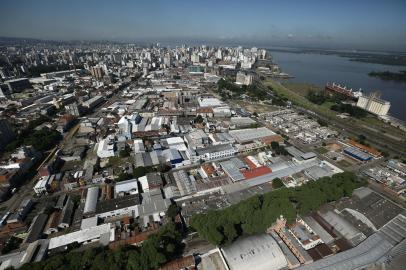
[166,204,180,219]
[133,166,153,178]
[307,91,327,105]
[271,141,280,150]
[24,128,62,151]
[194,115,204,124]
[116,172,132,182]
[119,147,131,158]
[190,172,365,246]
[272,178,284,189]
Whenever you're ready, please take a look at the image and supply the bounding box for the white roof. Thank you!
[80,216,98,230]
[83,187,99,214]
[166,137,184,145]
[229,127,275,143]
[115,178,138,196]
[34,177,48,190]
[138,176,149,191]
[49,223,112,250]
[198,97,223,107]
[221,234,287,270]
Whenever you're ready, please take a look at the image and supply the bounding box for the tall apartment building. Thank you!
[90,66,104,80]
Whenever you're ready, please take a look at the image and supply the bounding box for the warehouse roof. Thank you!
[318,211,366,245]
[220,160,245,182]
[49,223,113,250]
[195,143,235,156]
[297,233,393,270]
[83,187,99,214]
[344,147,372,161]
[229,127,275,143]
[221,234,287,270]
[115,178,138,197]
[96,195,140,215]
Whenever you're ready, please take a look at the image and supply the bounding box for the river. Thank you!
[268,51,406,121]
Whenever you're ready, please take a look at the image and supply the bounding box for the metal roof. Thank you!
[83,187,99,214]
[220,160,245,182]
[297,233,393,270]
[229,127,275,143]
[221,234,287,270]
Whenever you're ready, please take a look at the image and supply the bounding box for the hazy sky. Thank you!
[1,0,406,51]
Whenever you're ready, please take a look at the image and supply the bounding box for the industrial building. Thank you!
[114,178,138,197]
[229,127,276,144]
[192,144,237,162]
[83,187,99,215]
[95,195,140,219]
[356,92,391,116]
[82,95,104,110]
[48,223,114,250]
[221,234,288,270]
[343,147,373,162]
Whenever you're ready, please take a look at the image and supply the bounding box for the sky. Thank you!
[0,0,406,51]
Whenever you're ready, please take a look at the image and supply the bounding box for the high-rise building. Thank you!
[90,66,104,80]
[216,49,222,60]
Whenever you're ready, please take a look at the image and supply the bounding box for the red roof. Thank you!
[244,157,258,169]
[243,166,272,179]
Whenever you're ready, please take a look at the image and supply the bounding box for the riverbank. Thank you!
[268,50,406,120]
[264,78,406,157]
[368,70,406,81]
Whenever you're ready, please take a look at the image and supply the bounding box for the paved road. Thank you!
[295,106,406,158]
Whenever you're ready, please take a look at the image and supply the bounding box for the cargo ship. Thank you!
[325,82,362,100]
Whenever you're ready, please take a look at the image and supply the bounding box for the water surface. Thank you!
[269,51,406,121]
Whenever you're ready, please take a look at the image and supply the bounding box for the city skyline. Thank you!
[1,0,406,51]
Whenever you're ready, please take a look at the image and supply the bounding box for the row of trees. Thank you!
[190,172,365,246]
[306,90,368,118]
[306,90,329,105]
[330,103,367,118]
[216,79,269,101]
[271,141,288,155]
[20,221,184,270]
[6,127,62,152]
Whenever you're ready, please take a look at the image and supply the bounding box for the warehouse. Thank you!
[83,187,99,215]
[343,147,372,162]
[229,127,275,144]
[192,144,237,162]
[221,234,287,270]
[220,159,245,182]
[114,178,138,197]
[48,223,114,250]
[230,117,256,128]
[318,210,366,246]
[95,195,140,219]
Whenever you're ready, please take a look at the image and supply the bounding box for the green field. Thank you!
[315,147,328,154]
[264,79,338,118]
[282,82,323,96]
